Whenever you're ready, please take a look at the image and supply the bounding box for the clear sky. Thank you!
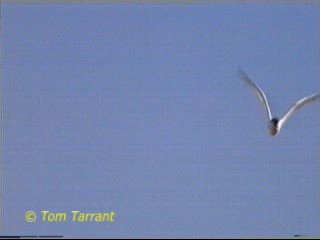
[2,2,320,238]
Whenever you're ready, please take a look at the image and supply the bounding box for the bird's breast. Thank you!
[268,121,278,136]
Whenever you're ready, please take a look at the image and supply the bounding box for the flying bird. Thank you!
[239,68,320,136]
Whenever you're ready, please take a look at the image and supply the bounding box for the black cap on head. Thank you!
[271,118,279,125]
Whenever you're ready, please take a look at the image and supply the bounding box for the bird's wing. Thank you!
[239,68,273,120]
[278,93,320,130]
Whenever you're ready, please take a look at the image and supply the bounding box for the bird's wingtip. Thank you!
[238,66,247,79]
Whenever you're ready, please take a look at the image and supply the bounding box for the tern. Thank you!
[240,69,320,136]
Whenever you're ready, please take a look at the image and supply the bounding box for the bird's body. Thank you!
[268,118,279,136]
[239,68,320,136]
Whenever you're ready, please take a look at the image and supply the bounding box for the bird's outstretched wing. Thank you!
[239,68,273,120]
[278,93,320,130]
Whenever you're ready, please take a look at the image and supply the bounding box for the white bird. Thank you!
[239,68,320,136]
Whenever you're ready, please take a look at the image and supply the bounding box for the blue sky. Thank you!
[2,3,320,238]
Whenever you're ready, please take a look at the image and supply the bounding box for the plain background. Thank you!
[2,3,320,238]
